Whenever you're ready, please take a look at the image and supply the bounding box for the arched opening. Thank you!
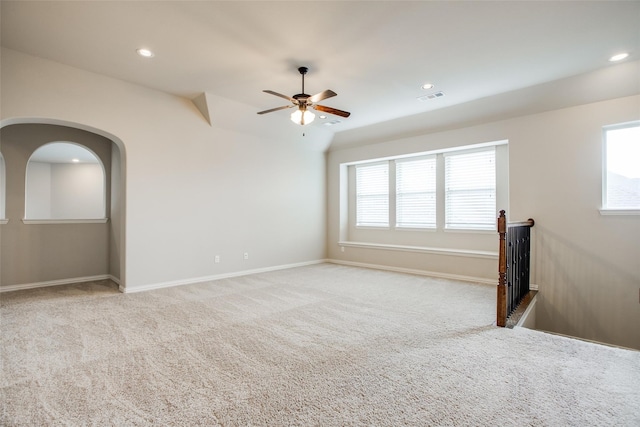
[0,119,126,291]
[0,153,6,223]
[25,142,106,220]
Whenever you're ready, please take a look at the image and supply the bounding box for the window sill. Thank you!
[444,227,496,234]
[0,219,7,225]
[338,241,498,259]
[356,226,494,233]
[22,218,109,224]
[599,209,640,216]
[396,226,437,232]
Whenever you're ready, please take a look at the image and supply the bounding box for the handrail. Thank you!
[507,218,535,228]
[497,210,534,327]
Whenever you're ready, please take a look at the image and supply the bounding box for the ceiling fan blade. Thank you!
[257,105,294,115]
[313,104,351,118]
[309,89,337,103]
[263,90,297,103]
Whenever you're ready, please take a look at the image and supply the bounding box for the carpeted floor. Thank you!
[1,263,639,426]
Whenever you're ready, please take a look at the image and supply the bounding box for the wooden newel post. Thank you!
[497,210,507,327]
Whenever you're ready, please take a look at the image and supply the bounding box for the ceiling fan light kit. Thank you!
[290,107,315,125]
[258,66,351,126]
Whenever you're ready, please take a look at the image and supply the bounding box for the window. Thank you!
[603,122,640,211]
[396,157,436,228]
[349,143,503,234]
[25,142,106,220]
[356,162,389,227]
[444,148,496,230]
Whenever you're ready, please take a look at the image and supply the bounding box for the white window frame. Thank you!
[444,147,496,231]
[600,121,640,215]
[347,141,505,234]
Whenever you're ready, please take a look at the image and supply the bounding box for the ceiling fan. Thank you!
[257,66,351,125]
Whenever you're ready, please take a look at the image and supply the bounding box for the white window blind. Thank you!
[604,123,640,209]
[445,148,496,230]
[396,157,436,228]
[356,163,389,227]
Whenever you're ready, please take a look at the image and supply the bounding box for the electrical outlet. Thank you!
[341,246,345,253]
[243,252,249,260]
[214,255,220,263]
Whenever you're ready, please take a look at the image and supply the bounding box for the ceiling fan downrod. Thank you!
[298,66,308,96]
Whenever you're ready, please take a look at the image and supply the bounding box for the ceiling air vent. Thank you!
[324,120,342,126]
[417,91,445,102]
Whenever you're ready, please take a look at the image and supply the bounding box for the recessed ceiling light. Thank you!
[319,115,327,119]
[71,158,80,163]
[421,83,434,90]
[136,48,154,58]
[609,52,629,62]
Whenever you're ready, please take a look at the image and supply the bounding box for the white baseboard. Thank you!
[120,259,327,293]
[1,259,496,294]
[526,327,638,352]
[0,274,119,293]
[327,259,496,286]
[338,241,498,259]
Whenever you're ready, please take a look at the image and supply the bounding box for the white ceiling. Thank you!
[1,1,639,148]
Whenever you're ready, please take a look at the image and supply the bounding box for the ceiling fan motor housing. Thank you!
[293,93,311,104]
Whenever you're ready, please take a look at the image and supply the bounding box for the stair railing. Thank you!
[497,210,535,327]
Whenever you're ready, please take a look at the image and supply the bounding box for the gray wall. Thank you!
[0,154,5,219]
[0,124,113,286]
[2,48,327,291]
[328,95,640,350]
[109,144,123,286]
[24,161,51,218]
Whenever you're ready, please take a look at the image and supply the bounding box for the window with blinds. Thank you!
[444,148,496,230]
[396,157,436,228]
[356,162,389,227]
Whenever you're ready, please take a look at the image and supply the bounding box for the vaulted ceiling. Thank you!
[2,1,639,148]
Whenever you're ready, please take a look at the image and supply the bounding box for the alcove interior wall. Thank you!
[0,123,123,287]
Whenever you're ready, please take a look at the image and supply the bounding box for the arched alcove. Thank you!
[0,119,127,291]
[0,153,6,222]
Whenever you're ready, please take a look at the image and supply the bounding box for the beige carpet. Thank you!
[1,263,639,426]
